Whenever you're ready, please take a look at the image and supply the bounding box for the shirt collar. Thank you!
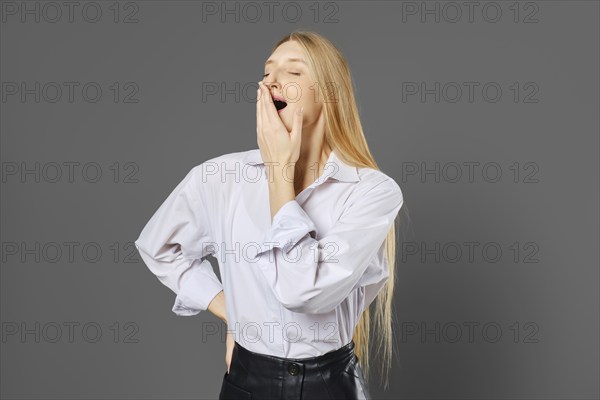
[245,148,360,183]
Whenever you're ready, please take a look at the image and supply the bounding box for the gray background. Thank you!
[1,1,598,399]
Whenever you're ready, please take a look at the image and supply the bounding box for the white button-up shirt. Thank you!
[134,148,404,358]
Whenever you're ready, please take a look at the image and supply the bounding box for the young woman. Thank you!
[135,31,406,400]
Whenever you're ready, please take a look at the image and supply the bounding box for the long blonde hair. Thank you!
[270,31,403,389]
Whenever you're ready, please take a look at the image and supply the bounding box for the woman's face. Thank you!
[262,41,320,131]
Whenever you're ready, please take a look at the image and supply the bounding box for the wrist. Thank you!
[265,164,296,184]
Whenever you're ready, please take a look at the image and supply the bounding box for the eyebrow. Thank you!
[264,57,308,67]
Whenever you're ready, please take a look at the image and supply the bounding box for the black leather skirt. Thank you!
[219,340,371,400]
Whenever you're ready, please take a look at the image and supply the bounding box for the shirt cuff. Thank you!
[257,200,317,257]
[171,259,223,316]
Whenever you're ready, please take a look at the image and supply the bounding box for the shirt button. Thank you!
[288,363,300,376]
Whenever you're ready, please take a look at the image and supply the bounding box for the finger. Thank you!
[258,82,266,129]
[291,106,303,136]
[290,106,303,148]
[259,82,272,128]
[260,82,280,129]
[256,83,262,140]
[258,82,271,145]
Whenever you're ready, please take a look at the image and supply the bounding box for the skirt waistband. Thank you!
[233,340,357,378]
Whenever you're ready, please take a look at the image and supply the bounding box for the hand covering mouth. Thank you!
[271,94,288,111]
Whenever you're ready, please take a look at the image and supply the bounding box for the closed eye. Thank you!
[262,72,301,77]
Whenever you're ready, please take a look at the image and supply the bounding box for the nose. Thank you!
[263,81,281,100]
[265,80,281,91]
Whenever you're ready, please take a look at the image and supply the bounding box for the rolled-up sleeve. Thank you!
[134,165,223,316]
[254,178,403,314]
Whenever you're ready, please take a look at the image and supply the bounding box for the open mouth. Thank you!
[271,95,288,111]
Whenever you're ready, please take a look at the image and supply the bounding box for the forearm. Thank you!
[268,166,296,221]
[207,290,227,323]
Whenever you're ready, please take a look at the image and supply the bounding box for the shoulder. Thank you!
[354,166,403,201]
[191,148,255,169]
[187,148,258,182]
